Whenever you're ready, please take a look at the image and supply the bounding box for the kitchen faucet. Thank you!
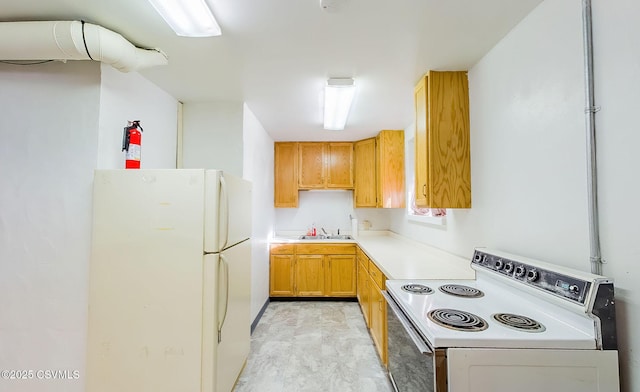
[321,227,341,236]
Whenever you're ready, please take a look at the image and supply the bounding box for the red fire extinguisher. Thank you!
[122,120,143,169]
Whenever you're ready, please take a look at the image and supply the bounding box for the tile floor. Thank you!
[234,301,394,392]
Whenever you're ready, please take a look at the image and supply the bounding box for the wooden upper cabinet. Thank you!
[354,131,405,208]
[414,71,471,208]
[377,130,405,208]
[415,78,429,207]
[298,142,353,189]
[275,134,402,208]
[326,143,354,188]
[274,142,299,208]
[298,143,326,188]
[354,138,377,207]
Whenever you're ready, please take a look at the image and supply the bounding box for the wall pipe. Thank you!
[0,21,167,72]
[582,0,602,275]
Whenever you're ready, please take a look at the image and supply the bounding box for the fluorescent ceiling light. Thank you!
[324,78,356,130]
[147,0,221,37]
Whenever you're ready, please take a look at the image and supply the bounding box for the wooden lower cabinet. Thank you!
[296,255,325,296]
[269,243,356,298]
[356,246,387,365]
[356,257,370,325]
[326,255,357,296]
[270,243,386,364]
[369,276,387,365]
[269,244,295,296]
[270,254,295,296]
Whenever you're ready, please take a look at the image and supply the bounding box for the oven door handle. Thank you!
[382,291,433,355]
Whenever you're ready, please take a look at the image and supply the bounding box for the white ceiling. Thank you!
[1,0,542,141]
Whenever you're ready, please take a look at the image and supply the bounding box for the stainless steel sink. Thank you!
[326,235,354,240]
[298,235,326,240]
[298,235,353,240]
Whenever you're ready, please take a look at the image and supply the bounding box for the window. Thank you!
[406,137,446,223]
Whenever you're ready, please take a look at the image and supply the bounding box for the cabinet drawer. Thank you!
[368,260,385,289]
[296,244,356,255]
[270,243,295,254]
[356,247,369,271]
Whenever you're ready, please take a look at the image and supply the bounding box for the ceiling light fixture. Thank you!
[323,78,356,130]
[147,0,221,37]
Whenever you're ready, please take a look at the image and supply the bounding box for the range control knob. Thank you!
[526,269,539,282]
[473,253,483,263]
[504,262,514,273]
[569,284,580,294]
[494,259,504,270]
[515,265,526,278]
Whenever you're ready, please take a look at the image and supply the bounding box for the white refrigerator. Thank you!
[86,169,251,392]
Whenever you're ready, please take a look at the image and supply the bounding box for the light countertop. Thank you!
[270,230,475,281]
[355,231,474,280]
[270,233,357,244]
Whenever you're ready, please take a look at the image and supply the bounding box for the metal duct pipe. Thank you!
[0,21,167,72]
[581,0,602,275]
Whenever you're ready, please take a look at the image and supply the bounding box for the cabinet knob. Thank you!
[422,184,427,197]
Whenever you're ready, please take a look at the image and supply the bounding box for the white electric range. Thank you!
[383,248,620,392]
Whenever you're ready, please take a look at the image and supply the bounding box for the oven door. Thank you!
[383,291,447,392]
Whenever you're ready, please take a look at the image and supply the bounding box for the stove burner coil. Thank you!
[438,284,484,298]
[427,309,488,332]
[401,284,434,295]
[492,313,546,332]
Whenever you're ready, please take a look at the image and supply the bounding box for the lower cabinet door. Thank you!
[269,254,295,296]
[295,255,325,296]
[326,255,356,297]
[357,262,371,325]
[369,279,387,365]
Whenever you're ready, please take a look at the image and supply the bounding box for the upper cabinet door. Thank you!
[326,142,354,189]
[414,77,429,207]
[415,71,471,209]
[377,130,405,208]
[274,142,299,208]
[354,131,405,209]
[298,142,326,189]
[354,138,377,208]
[298,142,353,189]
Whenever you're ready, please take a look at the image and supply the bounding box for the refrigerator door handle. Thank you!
[217,254,229,343]
[219,175,230,250]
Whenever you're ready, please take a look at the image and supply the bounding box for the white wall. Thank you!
[274,191,392,234]
[182,101,244,176]
[182,101,274,323]
[390,0,640,390]
[97,64,179,169]
[0,61,180,392]
[242,104,275,321]
[392,0,587,263]
[591,0,640,389]
[0,61,100,392]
